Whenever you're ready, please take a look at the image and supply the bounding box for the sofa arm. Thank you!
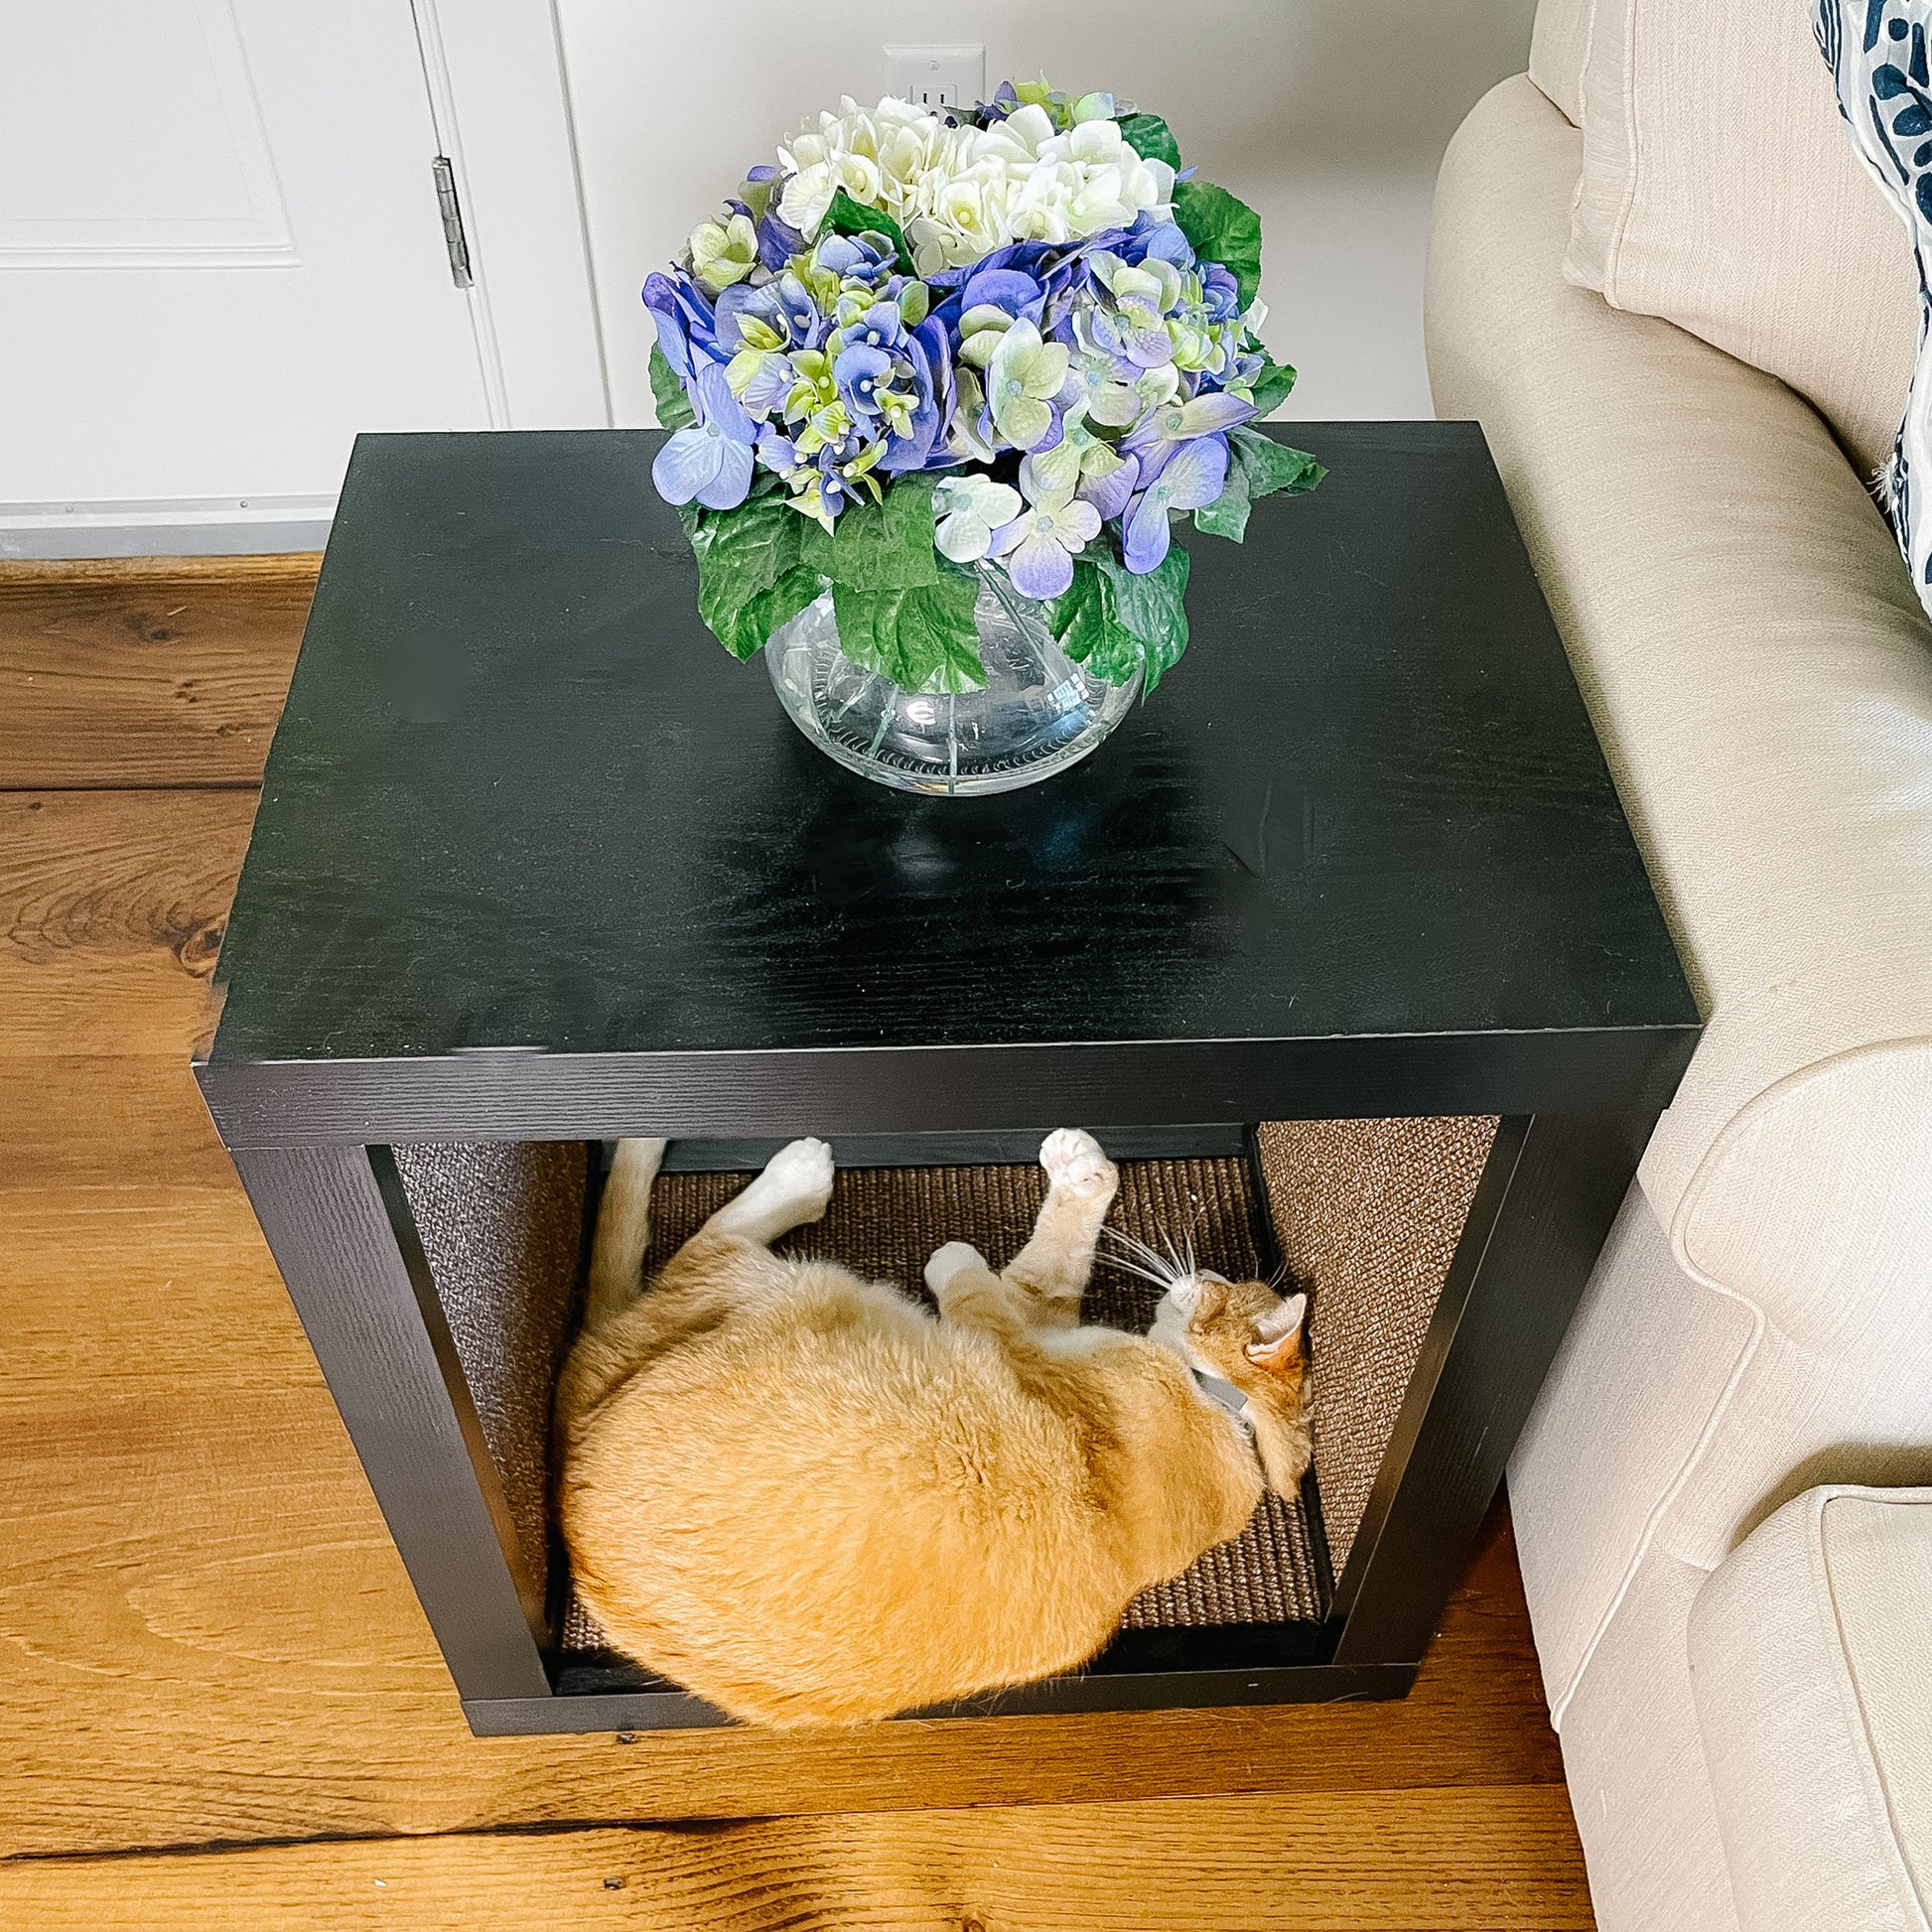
[1428,72,1932,1349]
[1688,1486,1932,1932]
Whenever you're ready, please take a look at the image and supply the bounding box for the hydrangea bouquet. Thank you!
[646,80,1322,729]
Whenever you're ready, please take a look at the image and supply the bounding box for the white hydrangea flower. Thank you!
[773,93,1174,275]
[932,475,1023,563]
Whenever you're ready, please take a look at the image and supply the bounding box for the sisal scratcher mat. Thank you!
[560,1153,1325,1662]
[392,1142,589,1598]
[1256,1117,1498,1579]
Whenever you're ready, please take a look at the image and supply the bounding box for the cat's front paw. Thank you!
[762,1137,836,1223]
[1039,1128,1115,1196]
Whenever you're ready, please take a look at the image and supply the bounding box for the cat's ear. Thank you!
[1254,1293,1307,1340]
[1244,1294,1307,1373]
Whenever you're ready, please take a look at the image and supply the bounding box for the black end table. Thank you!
[199,425,1699,1736]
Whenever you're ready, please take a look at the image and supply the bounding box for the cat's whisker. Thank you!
[1099,1257,1184,1291]
[1098,1226,1189,1290]
[1098,1224,1172,1265]
[1096,1228,1194,1294]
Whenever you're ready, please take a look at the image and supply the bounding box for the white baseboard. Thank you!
[0,494,336,559]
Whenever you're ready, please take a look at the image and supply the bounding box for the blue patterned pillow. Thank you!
[1818,1,1932,609]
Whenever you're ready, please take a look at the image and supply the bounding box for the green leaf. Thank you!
[736,565,827,657]
[1173,179,1263,310]
[687,493,815,659]
[832,568,985,693]
[1045,547,1191,692]
[1194,428,1325,544]
[1046,560,1135,679]
[820,189,907,266]
[800,474,943,593]
[1096,545,1191,694]
[1191,480,1253,543]
[1248,352,1298,418]
[1231,425,1325,496]
[1117,112,1180,170]
[648,345,696,430]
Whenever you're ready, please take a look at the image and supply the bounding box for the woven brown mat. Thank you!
[1256,1118,1498,1578]
[560,1152,1323,1649]
[393,1142,587,1599]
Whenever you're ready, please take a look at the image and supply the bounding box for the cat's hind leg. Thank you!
[703,1137,836,1247]
[583,1137,668,1331]
[1001,1129,1120,1328]
[559,1136,667,1430]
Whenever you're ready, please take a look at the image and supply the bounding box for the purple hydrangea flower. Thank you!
[651,359,757,511]
[880,316,950,472]
[641,268,719,375]
[1124,390,1256,485]
[990,488,1103,600]
[1133,219,1195,272]
[1076,450,1139,520]
[715,272,821,353]
[956,266,1045,332]
[812,232,897,286]
[1200,263,1242,325]
[1122,433,1229,573]
[757,203,807,272]
[829,300,908,356]
[834,344,897,421]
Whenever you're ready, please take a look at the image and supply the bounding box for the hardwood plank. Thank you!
[0,791,253,1056]
[0,1786,1593,1930]
[0,556,322,586]
[0,567,310,789]
[0,1057,238,1191]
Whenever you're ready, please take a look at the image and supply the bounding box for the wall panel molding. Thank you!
[0,0,297,269]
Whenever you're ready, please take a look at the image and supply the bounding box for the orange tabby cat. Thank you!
[556,1129,1310,1726]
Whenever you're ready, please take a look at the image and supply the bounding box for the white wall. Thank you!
[553,0,1535,427]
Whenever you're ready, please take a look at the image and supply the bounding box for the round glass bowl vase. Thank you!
[763,567,1140,796]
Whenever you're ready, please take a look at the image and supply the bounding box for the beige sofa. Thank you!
[1425,4,1932,1928]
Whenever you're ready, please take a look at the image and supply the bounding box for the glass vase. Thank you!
[763,566,1141,796]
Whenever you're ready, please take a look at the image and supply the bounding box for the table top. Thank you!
[202,425,1699,1145]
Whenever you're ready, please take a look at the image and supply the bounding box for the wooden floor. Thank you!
[0,556,1594,1928]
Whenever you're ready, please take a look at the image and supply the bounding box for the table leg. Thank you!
[230,1142,554,1703]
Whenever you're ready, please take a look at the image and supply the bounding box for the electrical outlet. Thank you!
[884,44,986,112]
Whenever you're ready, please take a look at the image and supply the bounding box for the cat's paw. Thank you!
[761,1137,836,1223]
[1039,1128,1114,1196]
[925,1240,987,1295]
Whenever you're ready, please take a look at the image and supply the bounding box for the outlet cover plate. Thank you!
[884,44,986,111]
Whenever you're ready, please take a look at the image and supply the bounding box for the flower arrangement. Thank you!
[647,80,1322,700]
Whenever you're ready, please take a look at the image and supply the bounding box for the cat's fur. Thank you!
[556,1129,1311,1727]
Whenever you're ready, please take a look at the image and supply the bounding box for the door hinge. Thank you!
[432,155,473,289]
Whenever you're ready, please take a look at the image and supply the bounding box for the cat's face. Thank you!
[1157,1270,1308,1399]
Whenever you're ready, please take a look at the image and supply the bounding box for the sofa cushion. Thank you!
[1529,0,1594,125]
[1566,0,1916,477]
[1689,1487,1932,1932]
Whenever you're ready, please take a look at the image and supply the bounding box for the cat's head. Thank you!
[1157,1269,1311,1496]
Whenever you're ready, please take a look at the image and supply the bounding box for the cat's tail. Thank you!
[586,1138,668,1329]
